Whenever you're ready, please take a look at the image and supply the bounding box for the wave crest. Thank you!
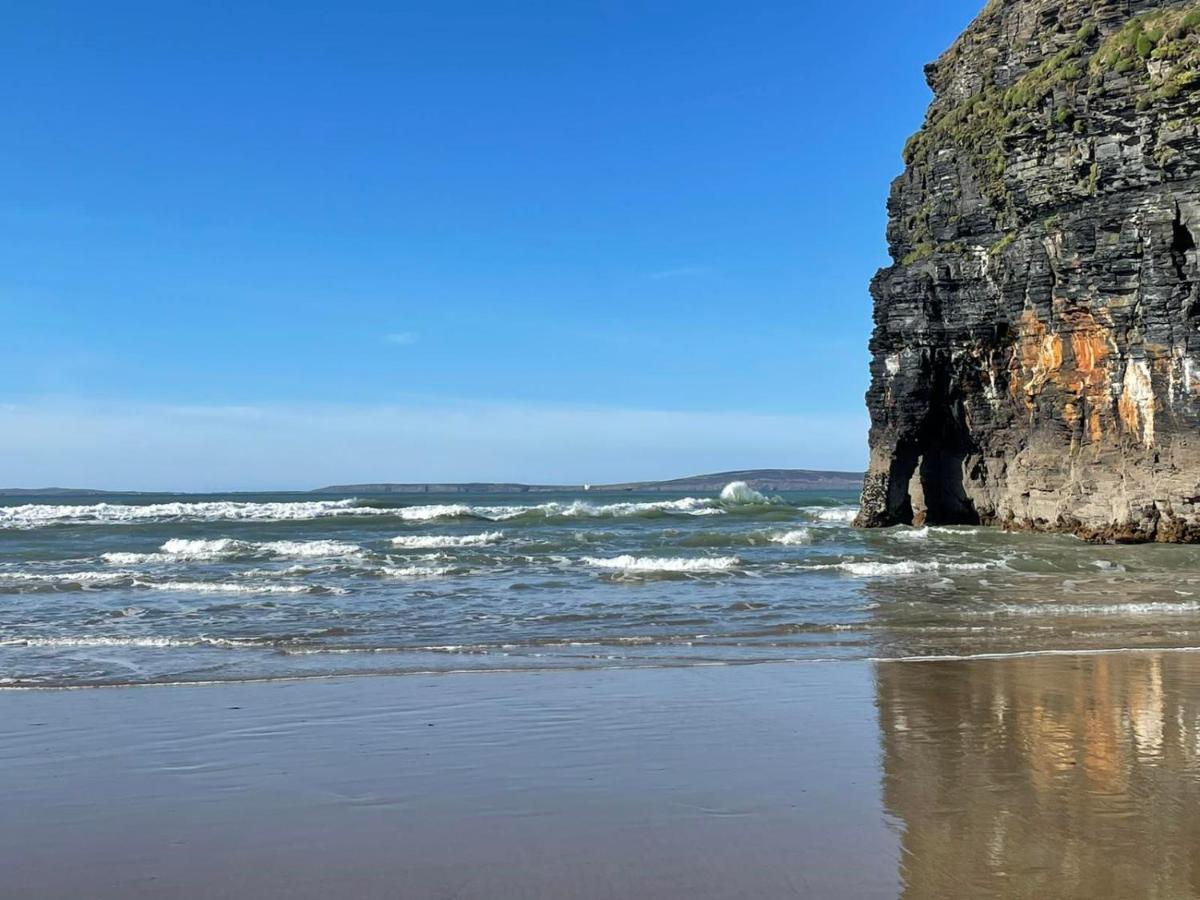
[395,498,722,523]
[834,559,996,577]
[0,569,336,595]
[391,531,503,549]
[583,555,740,575]
[770,528,813,546]
[379,564,456,578]
[719,481,770,505]
[803,506,860,524]
[1,499,384,529]
[102,538,365,564]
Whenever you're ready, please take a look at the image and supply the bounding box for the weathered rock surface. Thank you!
[859,0,1200,542]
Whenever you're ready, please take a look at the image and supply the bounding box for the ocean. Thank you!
[4,481,1200,687]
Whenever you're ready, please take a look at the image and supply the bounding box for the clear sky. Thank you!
[3,1,982,490]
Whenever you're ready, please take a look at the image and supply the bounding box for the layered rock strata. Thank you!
[859,0,1200,541]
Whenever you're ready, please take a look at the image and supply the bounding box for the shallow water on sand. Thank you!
[5,484,1200,686]
[879,651,1200,898]
[4,653,1199,898]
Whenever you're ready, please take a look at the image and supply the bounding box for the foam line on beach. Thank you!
[873,646,1200,663]
[14,646,1200,691]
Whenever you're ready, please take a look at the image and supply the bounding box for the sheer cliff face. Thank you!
[859,0,1200,542]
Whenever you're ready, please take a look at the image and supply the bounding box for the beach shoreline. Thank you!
[6,651,1200,898]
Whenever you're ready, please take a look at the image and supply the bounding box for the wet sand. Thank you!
[4,652,1200,898]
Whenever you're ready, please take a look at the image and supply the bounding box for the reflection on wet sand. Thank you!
[877,652,1200,899]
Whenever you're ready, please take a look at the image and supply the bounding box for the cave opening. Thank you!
[911,381,981,527]
[914,445,981,525]
[884,442,920,526]
[883,403,981,527]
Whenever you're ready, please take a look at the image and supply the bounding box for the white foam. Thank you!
[379,564,456,578]
[6,570,328,595]
[719,481,770,505]
[0,635,263,649]
[100,552,161,565]
[891,527,930,541]
[391,531,503,549]
[102,538,364,564]
[770,528,813,546]
[582,555,741,574]
[978,601,1200,617]
[258,540,364,559]
[12,486,782,531]
[160,538,245,558]
[394,497,721,523]
[2,499,380,527]
[0,570,134,587]
[834,559,995,577]
[131,580,322,595]
[876,646,1200,664]
[0,498,384,529]
[804,507,859,524]
[395,504,480,521]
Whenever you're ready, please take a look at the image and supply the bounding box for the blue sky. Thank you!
[3,1,981,490]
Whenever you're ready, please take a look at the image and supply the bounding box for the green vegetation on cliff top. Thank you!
[898,3,1200,258]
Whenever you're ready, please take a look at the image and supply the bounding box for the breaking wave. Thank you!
[719,481,770,505]
[131,580,325,595]
[379,564,457,578]
[825,559,998,577]
[0,636,246,649]
[0,570,135,589]
[102,538,365,564]
[0,569,333,594]
[677,525,816,548]
[0,482,799,531]
[391,531,504,549]
[391,483,789,524]
[393,497,723,523]
[1,499,386,529]
[582,555,741,575]
[28,480,1192,685]
[770,528,813,545]
[803,507,860,524]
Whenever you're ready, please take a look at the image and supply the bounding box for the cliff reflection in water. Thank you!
[876,652,1200,899]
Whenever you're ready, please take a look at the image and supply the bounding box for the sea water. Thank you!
[4,482,1200,686]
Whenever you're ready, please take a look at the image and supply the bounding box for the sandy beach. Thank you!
[5,651,1200,899]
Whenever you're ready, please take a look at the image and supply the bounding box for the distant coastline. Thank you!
[0,468,863,497]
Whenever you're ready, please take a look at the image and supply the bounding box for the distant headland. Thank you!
[0,468,863,497]
[312,469,863,495]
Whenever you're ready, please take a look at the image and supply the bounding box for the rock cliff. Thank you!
[858,0,1200,542]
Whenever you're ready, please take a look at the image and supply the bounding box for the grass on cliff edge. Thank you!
[899,4,1200,254]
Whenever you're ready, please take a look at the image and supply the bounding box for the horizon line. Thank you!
[0,467,867,497]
